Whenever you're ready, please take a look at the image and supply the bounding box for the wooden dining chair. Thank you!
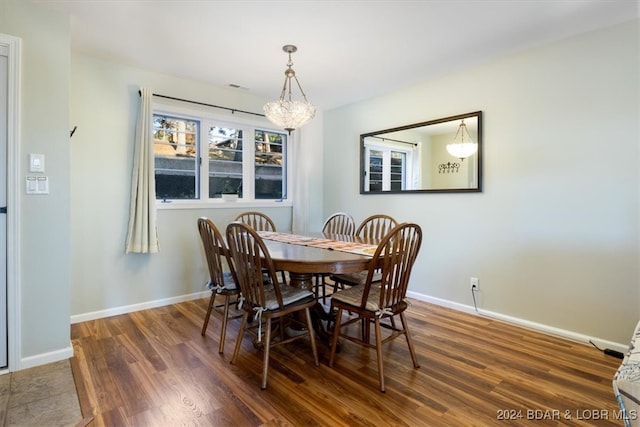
[330,214,398,291]
[234,211,286,282]
[329,222,423,392]
[226,221,319,390]
[322,212,356,235]
[234,211,276,232]
[197,217,241,354]
[315,212,357,303]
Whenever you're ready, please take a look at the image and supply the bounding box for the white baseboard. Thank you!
[70,290,209,324]
[68,289,628,355]
[19,345,74,371]
[406,291,629,355]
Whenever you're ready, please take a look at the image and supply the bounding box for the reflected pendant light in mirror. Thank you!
[446,119,477,160]
[263,45,316,134]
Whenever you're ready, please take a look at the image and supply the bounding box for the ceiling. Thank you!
[33,0,638,110]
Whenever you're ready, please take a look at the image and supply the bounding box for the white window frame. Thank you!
[153,102,292,209]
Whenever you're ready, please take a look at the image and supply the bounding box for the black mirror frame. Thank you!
[360,111,483,194]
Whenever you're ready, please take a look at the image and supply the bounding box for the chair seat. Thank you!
[206,272,237,292]
[263,284,314,310]
[331,271,382,287]
[331,285,383,312]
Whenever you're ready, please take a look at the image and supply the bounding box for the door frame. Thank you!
[0,34,21,373]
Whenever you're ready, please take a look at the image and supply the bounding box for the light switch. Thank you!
[26,176,37,193]
[25,176,49,194]
[29,154,45,173]
[36,176,49,194]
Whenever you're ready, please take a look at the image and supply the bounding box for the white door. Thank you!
[0,45,8,368]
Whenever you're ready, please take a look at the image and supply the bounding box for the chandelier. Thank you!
[263,45,316,134]
[446,119,477,160]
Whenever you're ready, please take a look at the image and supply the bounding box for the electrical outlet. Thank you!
[470,277,479,290]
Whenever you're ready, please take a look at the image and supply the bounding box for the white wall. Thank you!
[0,0,72,368]
[323,20,639,345]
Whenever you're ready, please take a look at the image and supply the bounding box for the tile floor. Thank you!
[0,360,86,426]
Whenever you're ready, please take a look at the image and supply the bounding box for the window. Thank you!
[153,108,288,203]
[153,115,199,199]
[254,130,287,199]
[207,125,243,198]
[363,144,410,192]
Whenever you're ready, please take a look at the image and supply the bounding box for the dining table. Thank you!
[258,231,378,290]
[257,231,380,343]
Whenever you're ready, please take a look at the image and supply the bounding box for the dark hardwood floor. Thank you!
[70,295,623,426]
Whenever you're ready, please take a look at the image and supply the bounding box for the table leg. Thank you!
[287,272,335,347]
[287,272,314,291]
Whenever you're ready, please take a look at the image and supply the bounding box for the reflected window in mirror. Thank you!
[360,111,482,194]
[364,146,411,191]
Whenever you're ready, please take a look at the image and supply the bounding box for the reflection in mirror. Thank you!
[360,111,482,194]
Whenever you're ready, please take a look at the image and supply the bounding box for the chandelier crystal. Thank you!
[446,119,477,160]
[263,45,316,134]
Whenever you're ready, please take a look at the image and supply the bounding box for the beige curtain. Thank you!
[125,87,159,253]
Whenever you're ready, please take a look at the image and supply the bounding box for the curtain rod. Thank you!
[139,91,265,118]
[369,135,417,147]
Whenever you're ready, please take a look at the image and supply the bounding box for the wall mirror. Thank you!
[360,111,482,194]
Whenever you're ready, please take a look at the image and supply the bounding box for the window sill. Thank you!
[155,199,292,210]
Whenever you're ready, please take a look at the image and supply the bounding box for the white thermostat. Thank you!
[29,154,45,173]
